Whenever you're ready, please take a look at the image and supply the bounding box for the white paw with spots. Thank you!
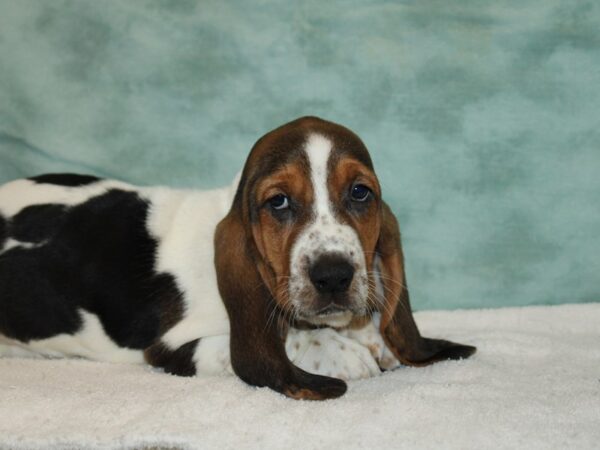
[286,327,382,380]
[339,317,400,371]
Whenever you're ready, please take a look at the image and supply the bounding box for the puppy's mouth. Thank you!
[314,303,348,316]
[297,303,356,328]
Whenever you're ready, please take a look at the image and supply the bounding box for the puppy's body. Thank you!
[0,173,393,379]
[0,117,475,399]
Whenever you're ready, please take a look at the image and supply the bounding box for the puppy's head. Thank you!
[232,117,382,328]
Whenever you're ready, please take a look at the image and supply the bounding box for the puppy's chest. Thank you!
[146,187,233,347]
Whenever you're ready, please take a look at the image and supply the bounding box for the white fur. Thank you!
[0,312,144,363]
[288,134,368,325]
[193,334,233,376]
[0,238,45,255]
[339,315,400,371]
[143,186,235,349]
[0,179,135,217]
[286,327,381,379]
[305,134,333,220]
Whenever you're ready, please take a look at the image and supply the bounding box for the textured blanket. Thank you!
[0,303,598,449]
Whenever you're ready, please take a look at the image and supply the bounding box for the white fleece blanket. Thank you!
[0,303,598,450]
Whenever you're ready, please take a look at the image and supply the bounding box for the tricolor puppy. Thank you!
[0,117,475,400]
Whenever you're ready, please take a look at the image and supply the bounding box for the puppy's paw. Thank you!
[286,328,381,380]
[339,317,401,371]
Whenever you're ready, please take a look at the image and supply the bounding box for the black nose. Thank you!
[309,254,355,294]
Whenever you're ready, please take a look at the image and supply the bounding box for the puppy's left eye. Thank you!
[268,194,290,210]
[350,184,371,202]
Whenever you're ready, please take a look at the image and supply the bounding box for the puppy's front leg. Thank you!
[225,289,347,400]
[215,216,346,400]
[286,326,383,380]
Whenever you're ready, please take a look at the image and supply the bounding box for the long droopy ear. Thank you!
[214,210,346,400]
[377,202,476,366]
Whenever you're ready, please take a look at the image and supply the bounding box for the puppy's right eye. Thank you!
[350,184,371,202]
[268,194,289,210]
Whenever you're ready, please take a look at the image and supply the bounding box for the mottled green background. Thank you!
[1,1,599,310]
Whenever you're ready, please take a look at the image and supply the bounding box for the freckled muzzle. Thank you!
[294,251,367,328]
[288,222,370,326]
[282,133,372,326]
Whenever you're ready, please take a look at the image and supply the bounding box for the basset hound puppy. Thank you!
[0,117,475,400]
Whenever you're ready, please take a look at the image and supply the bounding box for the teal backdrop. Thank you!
[1,1,599,310]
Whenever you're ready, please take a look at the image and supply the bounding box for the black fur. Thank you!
[144,340,200,377]
[10,204,68,243]
[0,246,84,340]
[29,173,101,187]
[0,189,183,347]
[0,214,6,248]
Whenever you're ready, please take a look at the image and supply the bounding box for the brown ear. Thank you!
[214,211,346,400]
[376,202,476,366]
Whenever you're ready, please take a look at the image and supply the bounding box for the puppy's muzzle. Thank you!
[308,253,355,296]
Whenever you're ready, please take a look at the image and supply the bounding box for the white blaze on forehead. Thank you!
[304,133,334,218]
[287,133,369,321]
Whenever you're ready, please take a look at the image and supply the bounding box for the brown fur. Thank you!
[252,162,313,308]
[214,116,475,400]
[377,202,476,365]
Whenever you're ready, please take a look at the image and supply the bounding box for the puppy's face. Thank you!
[244,118,381,328]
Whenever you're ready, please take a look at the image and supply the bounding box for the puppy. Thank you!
[0,117,475,400]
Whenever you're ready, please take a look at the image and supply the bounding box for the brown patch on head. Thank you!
[251,162,313,302]
[230,116,383,316]
[320,136,383,315]
[327,156,382,270]
[227,116,386,319]
[232,117,317,217]
[235,116,374,220]
[251,162,313,288]
[228,119,327,314]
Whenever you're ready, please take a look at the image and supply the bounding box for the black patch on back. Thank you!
[0,246,84,338]
[28,173,101,187]
[0,189,183,348]
[10,204,68,243]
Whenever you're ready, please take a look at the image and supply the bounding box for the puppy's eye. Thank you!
[268,194,289,210]
[350,184,371,202]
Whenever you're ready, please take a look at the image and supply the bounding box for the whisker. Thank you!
[366,271,408,291]
[365,276,410,328]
